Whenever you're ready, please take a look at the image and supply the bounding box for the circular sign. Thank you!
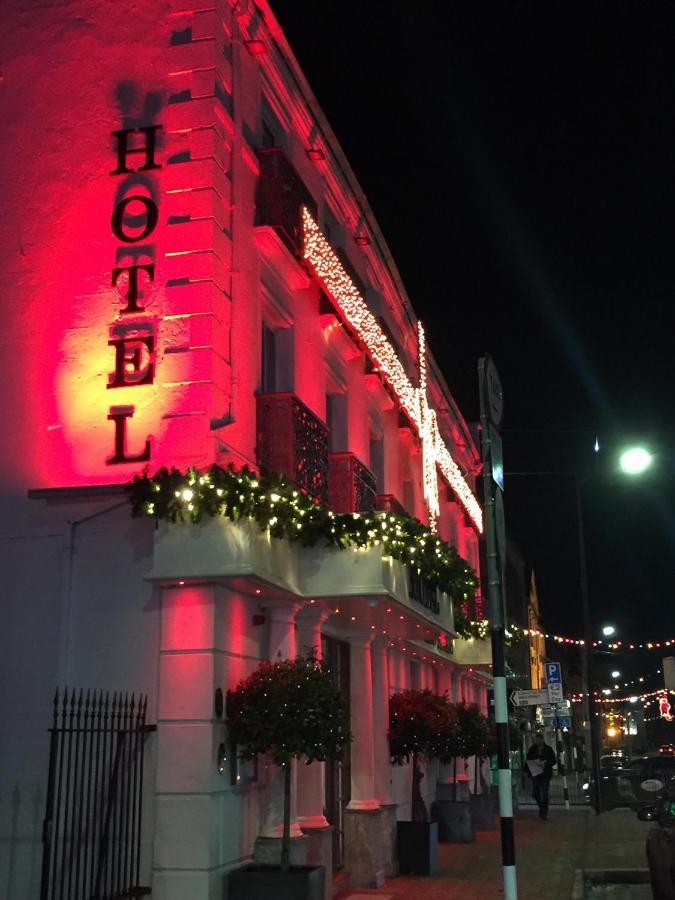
[485,357,504,427]
[640,779,664,793]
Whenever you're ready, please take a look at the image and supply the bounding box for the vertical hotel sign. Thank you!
[106,125,163,465]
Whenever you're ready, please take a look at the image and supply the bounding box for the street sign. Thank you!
[557,716,571,728]
[542,701,570,713]
[548,683,564,703]
[511,688,550,707]
[545,662,562,685]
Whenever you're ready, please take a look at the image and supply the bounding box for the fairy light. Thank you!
[302,206,482,533]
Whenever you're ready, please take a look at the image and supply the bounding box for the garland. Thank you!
[129,464,482,638]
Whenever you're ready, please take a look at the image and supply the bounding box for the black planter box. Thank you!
[396,820,438,875]
[431,799,475,843]
[470,793,496,830]
[229,864,324,900]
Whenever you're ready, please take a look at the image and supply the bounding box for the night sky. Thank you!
[273,3,675,668]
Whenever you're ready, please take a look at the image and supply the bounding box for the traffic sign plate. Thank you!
[546,662,562,684]
[548,683,564,703]
[511,688,550,707]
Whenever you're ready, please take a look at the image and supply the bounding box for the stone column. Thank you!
[439,665,452,700]
[256,602,305,863]
[344,634,384,888]
[296,608,330,828]
[295,608,332,899]
[372,638,398,876]
[154,584,228,899]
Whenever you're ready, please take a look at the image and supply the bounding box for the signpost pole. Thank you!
[478,357,517,900]
[556,722,570,810]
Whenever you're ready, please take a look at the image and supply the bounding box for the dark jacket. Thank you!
[526,742,557,779]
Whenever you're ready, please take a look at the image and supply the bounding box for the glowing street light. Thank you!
[619,446,653,476]
[611,670,621,678]
[602,625,616,637]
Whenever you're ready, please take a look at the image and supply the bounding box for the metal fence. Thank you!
[515,770,589,807]
[40,689,155,900]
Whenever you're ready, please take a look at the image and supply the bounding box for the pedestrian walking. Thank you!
[526,732,557,820]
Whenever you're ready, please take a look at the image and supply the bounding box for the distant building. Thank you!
[528,571,547,690]
[0,2,490,897]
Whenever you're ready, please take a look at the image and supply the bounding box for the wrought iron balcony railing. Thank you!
[255,148,317,257]
[375,493,407,517]
[256,392,328,503]
[327,452,376,514]
[408,569,441,615]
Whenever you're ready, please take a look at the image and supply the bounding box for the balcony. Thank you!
[255,148,317,257]
[256,392,328,503]
[376,494,407,516]
[147,517,455,638]
[408,569,440,615]
[328,452,376,513]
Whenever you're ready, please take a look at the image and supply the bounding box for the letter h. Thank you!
[110,125,162,175]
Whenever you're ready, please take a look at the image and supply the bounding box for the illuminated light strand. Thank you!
[571,688,675,705]
[418,323,439,531]
[515,622,675,651]
[301,207,483,533]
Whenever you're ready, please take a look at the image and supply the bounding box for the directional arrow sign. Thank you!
[511,689,550,707]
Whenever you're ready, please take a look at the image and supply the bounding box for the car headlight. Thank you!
[582,782,590,791]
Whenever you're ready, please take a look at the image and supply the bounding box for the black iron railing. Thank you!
[328,452,376,513]
[255,148,317,256]
[40,689,155,900]
[408,570,440,615]
[256,392,328,503]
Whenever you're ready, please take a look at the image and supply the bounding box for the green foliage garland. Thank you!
[129,464,482,636]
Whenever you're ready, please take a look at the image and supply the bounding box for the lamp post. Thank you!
[575,476,603,814]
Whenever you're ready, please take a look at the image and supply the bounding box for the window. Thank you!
[369,435,384,493]
[261,323,293,393]
[261,120,275,149]
[326,392,348,452]
[261,96,286,150]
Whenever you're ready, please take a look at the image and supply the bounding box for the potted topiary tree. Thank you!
[432,700,474,843]
[389,689,455,875]
[227,656,351,900]
[459,703,494,831]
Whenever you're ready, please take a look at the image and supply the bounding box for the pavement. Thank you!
[344,807,651,900]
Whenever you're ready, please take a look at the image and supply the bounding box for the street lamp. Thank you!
[611,670,621,679]
[602,625,616,637]
[619,447,653,476]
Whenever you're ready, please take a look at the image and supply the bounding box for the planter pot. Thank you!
[229,864,325,900]
[431,800,475,843]
[470,793,496,830]
[396,821,438,875]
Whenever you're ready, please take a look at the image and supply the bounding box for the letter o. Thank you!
[111,194,159,243]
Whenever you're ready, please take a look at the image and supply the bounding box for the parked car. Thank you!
[637,785,675,899]
[585,755,675,810]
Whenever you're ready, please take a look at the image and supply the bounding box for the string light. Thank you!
[515,622,675,651]
[301,206,483,533]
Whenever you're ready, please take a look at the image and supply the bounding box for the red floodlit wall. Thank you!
[0,2,239,489]
[1,0,481,550]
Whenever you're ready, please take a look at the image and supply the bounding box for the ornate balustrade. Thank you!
[327,452,376,513]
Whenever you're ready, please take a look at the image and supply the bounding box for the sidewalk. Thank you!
[344,807,650,900]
